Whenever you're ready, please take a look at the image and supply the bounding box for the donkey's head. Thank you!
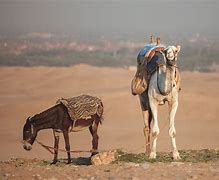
[22,117,37,151]
[164,45,181,65]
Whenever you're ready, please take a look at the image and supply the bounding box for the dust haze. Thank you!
[0,0,218,39]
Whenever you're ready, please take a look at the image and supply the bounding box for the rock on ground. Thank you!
[91,150,118,165]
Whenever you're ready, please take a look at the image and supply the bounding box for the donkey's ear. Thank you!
[26,116,31,122]
[176,45,181,52]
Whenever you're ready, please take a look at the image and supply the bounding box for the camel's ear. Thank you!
[176,45,181,52]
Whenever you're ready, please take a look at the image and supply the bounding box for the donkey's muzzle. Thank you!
[23,144,32,151]
[23,141,32,151]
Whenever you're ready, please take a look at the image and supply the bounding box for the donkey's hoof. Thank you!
[173,151,181,160]
[66,160,71,164]
[149,151,156,159]
[91,151,99,157]
[50,160,58,165]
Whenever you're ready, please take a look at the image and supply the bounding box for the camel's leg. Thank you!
[51,130,60,164]
[142,111,151,155]
[168,99,181,160]
[139,92,151,155]
[89,117,99,156]
[63,130,71,164]
[148,97,159,159]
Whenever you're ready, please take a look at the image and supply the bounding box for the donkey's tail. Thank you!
[97,101,104,125]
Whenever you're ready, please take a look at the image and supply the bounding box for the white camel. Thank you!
[139,45,181,160]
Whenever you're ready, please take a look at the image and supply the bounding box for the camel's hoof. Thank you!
[149,151,156,159]
[173,151,181,160]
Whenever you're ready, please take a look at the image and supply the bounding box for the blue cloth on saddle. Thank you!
[146,51,166,74]
[137,44,166,74]
[138,44,157,57]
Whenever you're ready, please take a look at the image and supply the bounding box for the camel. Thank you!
[139,44,181,160]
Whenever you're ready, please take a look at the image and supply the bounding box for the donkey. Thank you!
[22,99,103,164]
[139,45,181,160]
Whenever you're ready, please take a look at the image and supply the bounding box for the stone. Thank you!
[125,162,140,167]
[170,162,185,166]
[140,162,150,169]
[91,150,118,165]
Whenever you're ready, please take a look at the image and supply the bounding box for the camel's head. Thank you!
[164,45,181,65]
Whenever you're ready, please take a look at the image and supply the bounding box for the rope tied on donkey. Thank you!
[35,139,92,154]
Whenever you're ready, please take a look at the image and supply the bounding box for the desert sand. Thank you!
[0,65,218,179]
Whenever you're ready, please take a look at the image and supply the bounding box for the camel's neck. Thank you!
[157,65,176,96]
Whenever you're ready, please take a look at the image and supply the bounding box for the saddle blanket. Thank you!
[138,44,165,58]
[57,95,103,121]
[146,51,166,74]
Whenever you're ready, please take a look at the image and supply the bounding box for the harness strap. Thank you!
[35,138,92,154]
[36,139,55,154]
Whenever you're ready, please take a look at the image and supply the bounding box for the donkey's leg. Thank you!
[63,130,71,164]
[168,99,181,160]
[139,92,151,155]
[51,129,60,164]
[89,119,99,156]
[148,98,159,159]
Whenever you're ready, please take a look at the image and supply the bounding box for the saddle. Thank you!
[146,51,181,92]
[132,45,165,95]
[146,51,166,74]
[56,95,103,121]
[145,47,165,63]
[132,45,181,95]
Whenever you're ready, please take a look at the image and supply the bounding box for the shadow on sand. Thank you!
[71,157,91,165]
[45,157,92,166]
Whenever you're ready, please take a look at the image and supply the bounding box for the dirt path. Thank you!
[1,158,219,180]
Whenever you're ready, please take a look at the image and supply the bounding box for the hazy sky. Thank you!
[0,0,218,38]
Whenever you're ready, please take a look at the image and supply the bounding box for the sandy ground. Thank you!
[0,65,218,179]
[1,158,219,180]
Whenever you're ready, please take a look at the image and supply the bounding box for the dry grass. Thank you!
[4,149,218,167]
[117,149,219,163]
